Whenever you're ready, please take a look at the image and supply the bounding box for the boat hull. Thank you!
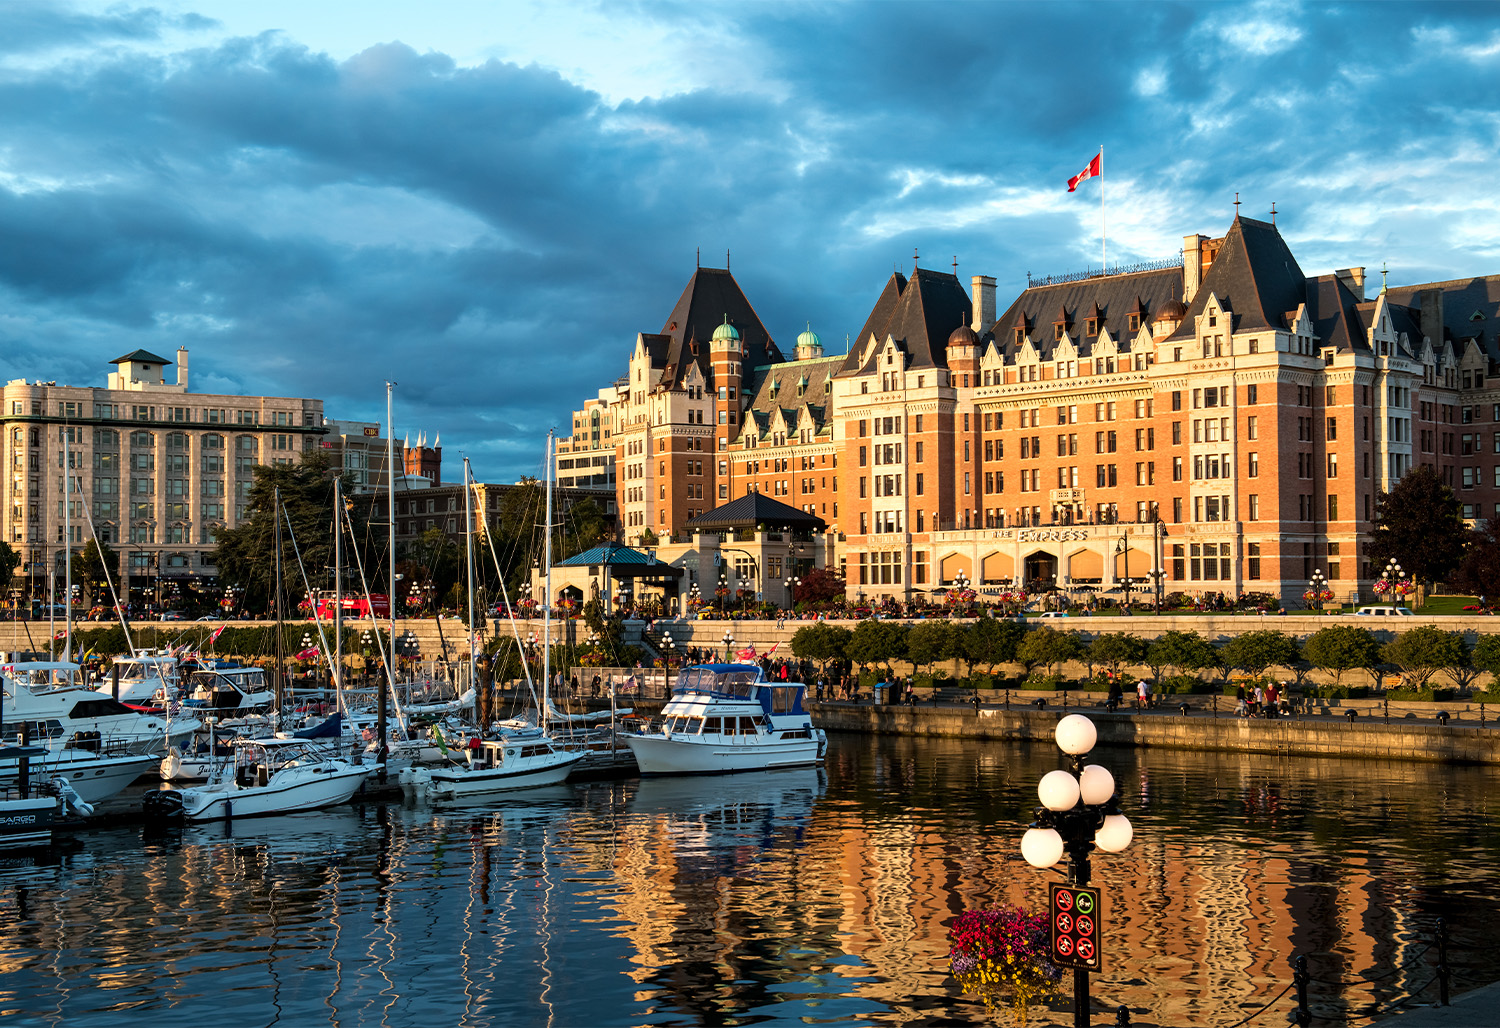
[164,762,371,822]
[402,751,585,799]
[0,796,57,848]
[0,751,158,803]
[625,733,824,775]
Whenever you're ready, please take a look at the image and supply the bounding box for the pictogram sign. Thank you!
[1050,883,1102,971]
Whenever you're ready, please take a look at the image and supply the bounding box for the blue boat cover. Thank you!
[293,712,343,739]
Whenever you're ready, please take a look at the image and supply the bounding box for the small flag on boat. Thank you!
[54,630,67,640]
[294,647,320,661]
[209,624,226,644]
[736,645,757,660]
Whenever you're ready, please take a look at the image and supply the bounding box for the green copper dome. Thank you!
[712,317,741,342]
[797,324,822,350]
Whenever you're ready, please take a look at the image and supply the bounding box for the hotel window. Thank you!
[1327,454,1338,478]
[1247,543,1261,579]
[1248,494,1259,521]
[1247,416,1257,440]
[1328,495,1339,520]
[1248,452,1258,478]
[1173,456,1183,481]
[1247,384,1258,404]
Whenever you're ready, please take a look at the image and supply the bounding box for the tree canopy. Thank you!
[1016,627,1084,677]
[1220,630,1300,676]
[1367,465,1467,585]
[846,619,909,668]
[906,620,962,674]
[790,622,852,670]
[210,453,371,614]
[1302,625,1380,686]
[1381,625,1466,690]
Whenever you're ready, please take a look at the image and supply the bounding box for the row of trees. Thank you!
[790,619,1500,693]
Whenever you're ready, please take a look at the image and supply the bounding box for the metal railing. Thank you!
[1026,252,1184,289]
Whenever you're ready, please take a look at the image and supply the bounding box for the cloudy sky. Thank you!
[3,1,1498,482]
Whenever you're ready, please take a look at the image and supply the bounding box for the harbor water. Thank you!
[2,733,1498,1027]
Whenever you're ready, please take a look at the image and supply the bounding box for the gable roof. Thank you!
[990,266,1182,361]
[652,267,783,389]
[837,267,972,375]
[1166,217,1307,340]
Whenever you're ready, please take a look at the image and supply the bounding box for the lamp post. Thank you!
[360,629,373,682]
[1021,714,1134,1027]
[1147,567,1166,614]
[1309,570,1328,613]
[718,573,728,617]
[722,630,734,663]
[1381,557,1406,610]
[784,576,800,610]
[662,630,675,691]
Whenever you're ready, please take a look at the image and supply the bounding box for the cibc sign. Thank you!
[1049,883,1102,970]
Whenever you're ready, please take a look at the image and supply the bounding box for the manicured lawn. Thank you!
[1413,595,1483,615]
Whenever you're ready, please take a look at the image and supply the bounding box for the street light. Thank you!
[784,576,801,609]
[1021,714,1133,1027]
[722,630,734,663]
[1147,567,1166,614]
[1381,558,1406,610]
[1309,569,1329,613]
[718,573,728,616]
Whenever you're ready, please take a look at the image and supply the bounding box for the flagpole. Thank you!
[1099,145,1106,272]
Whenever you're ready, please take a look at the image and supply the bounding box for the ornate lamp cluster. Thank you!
[1021,715,1133,876]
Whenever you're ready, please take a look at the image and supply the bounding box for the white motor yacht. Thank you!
[143,739,372,822]
[399,727,584,799]
[1,661,200,755]
[183,665,274,713]
[95,653,182,707]
[624,663,827,776]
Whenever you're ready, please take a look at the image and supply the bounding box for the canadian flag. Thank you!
[209,624,226,644]
[1067,153,1101,192]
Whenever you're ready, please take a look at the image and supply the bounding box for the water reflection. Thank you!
[0,735,1496,1026]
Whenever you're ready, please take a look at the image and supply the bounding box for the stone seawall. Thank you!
[808,703,1500,765]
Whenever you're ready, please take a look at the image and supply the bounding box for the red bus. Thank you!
[312,595,391,619]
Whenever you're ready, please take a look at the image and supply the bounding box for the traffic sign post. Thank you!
[1050,883,1102,971]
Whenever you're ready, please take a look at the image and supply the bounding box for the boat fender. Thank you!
[162,753,182,779]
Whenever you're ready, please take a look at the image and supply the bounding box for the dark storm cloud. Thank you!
[0,2,1496,480]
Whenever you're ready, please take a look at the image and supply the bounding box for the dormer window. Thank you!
[1054,323,1065,341]
[1128,314,1141,332]
[1208,310,1217,327]
[1014,327,1025,345]
[1086,317,1099,336]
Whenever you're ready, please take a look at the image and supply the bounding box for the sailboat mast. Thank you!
[273,487,285,714]
[381,380,396,770]
[464,457,477,701]
[62,421,72,663]
[542,431,554,727]
[333,474,344,707]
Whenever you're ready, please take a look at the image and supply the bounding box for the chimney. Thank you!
[1182,235,1205,304]
[1418,287,1445,348]
[971,275,996,332]
[176,347,189,389]
[1335,268,1366,301]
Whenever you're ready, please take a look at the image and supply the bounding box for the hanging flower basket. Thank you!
[947,906,1062,1025]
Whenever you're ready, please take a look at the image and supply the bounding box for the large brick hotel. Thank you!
[559,215,1500,607]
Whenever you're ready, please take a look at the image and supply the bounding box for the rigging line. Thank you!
[279,501,339,710]
[481,492,540,711]
[76,498,136,657]
[339,497,410,727]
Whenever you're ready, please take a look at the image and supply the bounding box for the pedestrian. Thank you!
[1235,684,1247,718]
[1136,678,1151,710]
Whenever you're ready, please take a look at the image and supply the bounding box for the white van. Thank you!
[1354,606,1414,616]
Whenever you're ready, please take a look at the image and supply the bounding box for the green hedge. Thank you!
[1306,685,1372,699]
[1021,674,1064,691]
[1386,687,1457,702]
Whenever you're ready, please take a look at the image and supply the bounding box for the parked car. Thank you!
[1353,606,1413,616]
[159,611,185,621]
[1038,611,1071,619]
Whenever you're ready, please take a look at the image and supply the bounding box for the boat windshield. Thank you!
[674,668,759,698]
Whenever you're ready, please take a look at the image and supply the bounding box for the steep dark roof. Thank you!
[110,349,172,365]
[685,493,826,531]
[1384,275,1500,359]
[1304,274,1371,354]
[740,354,841,439]
[989,266,1181,361]
[653,267,784,388]
[837,267,972,375]
[1166,217,1307,340]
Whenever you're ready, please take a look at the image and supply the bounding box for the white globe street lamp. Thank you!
[1020,712,1134,1025]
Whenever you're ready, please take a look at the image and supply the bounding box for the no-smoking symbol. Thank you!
[1055,890,1074,912]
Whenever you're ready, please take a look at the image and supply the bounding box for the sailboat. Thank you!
[400,442,583,799]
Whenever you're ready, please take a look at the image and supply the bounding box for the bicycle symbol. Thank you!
[1077,915,1094,936]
